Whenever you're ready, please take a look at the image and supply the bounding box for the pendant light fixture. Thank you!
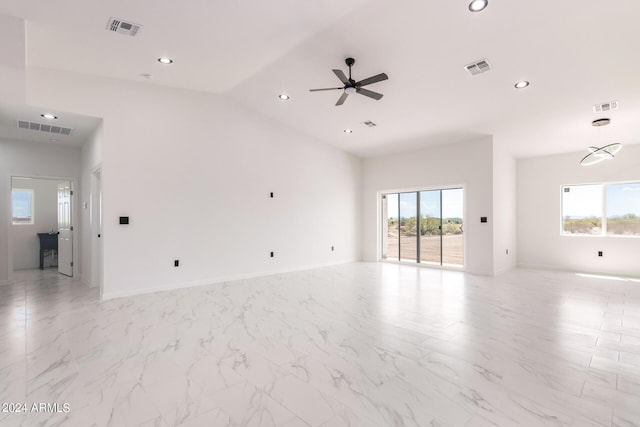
[580,118,623,166]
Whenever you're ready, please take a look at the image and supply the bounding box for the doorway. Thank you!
[10,176,75,276]
[381,187,464,267]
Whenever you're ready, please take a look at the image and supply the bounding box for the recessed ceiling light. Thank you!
[514,80,530,89]
[278,94,290,100]
[157,57,173,64]
[469,0,488,12]
[41,113,57,120]
[344,129,353,134]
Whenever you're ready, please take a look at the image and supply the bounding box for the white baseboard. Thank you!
[516,262,640,279]
[101,259,359,301]
[494,264,516,276]
[80,273,97,288]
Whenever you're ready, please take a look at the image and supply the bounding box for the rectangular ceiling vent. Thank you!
[593,100,619,113]
[106,17,142,37]
[465,59,492,76]
[362,121,377,127]
[17,120,73,136]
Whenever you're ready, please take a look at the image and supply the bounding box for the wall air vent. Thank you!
[362,121,377,127]
[465,59,492,76]
[106,17,142,37]
[593,100,619,113]
[17,120,73,136]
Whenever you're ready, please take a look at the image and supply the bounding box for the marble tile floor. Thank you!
[1,264,640,427]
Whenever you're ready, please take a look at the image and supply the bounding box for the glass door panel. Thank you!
[419,190,441,264]
[442,188,464,266]
[382,193,399,261]
[399,192,417,262]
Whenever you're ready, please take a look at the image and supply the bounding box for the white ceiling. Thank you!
[1,0,639,158]
[0,103,101,148]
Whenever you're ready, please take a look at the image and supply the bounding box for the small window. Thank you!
[562,184,602,235]
[12,189,34,225]
[606,182,640,236]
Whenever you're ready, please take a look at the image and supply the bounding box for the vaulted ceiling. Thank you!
[1,0,639,157]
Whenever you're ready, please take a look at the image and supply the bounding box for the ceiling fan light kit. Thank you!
[309,57,388,106]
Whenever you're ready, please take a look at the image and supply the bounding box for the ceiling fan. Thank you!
[309,58,388,106]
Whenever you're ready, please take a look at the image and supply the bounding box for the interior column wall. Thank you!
[492,140,517,274]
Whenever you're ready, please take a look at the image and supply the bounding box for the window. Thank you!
[562,184,602,235]
[12,189,34,225]
[561,181,640,237]
[606,182,640,236]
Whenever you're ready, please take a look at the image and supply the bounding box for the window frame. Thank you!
[11,188,35,225]
[561,180,640,238]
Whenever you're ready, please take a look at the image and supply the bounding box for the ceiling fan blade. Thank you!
[356,87,383,100]
[309,87,343,92]
[356,73,388,87]
[333,69,349,84]
[335,92,348,106]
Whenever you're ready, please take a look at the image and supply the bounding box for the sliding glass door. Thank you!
[382,188,464,267]
[382,193,399,261]
[399,192,418,262]
[419,190,441,265]
[442,188,464,266]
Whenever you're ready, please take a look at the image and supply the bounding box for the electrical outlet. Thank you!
[598,251,603,257]
[270,251,274,258]
[270,192,274,198]
[506,249,509,255]
[331,246,334,251]
[174,259,179,267]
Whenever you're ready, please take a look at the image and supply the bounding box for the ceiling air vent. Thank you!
[106,17,142,37]
[17,120,73,136]
[593,100,619,113]
[362,121,377,128]
[465,59,491,76]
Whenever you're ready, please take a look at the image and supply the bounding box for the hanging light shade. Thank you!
[580,143,623,166]
[580,118,622,166]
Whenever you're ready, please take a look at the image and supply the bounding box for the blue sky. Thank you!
[386,189,463,219]
[607,183,640,217]
[563,183,640,218]
[12,190,32,218]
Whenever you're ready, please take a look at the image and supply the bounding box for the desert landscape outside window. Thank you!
[381,188,463,267]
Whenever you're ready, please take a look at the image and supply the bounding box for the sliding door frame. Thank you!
[379,184,466,270]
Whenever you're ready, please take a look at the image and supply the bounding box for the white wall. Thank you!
[27,67,362,299]
[517,144,640,276]
[493,141,517,274]
[11,177,67,270]
[79,124,103,287]
[0,139,81,282]
[361,137,494,275]
[0,15,25,104]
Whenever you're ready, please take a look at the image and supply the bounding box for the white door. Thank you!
[58,181,73,276]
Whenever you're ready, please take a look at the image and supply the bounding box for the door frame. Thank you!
[377,183,468,271]
[6,174,78,281]
[90,166,103,297]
